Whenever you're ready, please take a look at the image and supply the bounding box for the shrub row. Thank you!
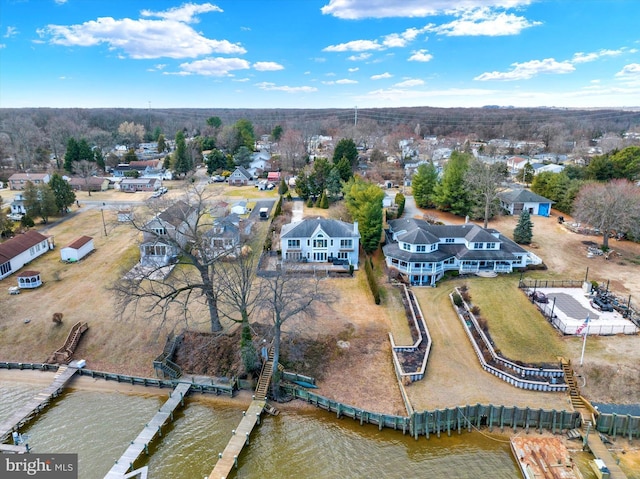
[364,255,381,305]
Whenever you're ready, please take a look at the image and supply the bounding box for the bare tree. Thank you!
[260,266,327,397]
[464,159,508,228]
[117,121,145,148]
[73,160,96,196]
[278,129,306,173]
[217,247,263,373]
[573,179,640,249]
[112,187,229,333]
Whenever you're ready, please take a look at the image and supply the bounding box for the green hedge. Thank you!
[364,255,381,305]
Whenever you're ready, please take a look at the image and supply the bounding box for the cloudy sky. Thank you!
[1,0,639,109]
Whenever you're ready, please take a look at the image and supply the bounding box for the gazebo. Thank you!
[17,270,42,289]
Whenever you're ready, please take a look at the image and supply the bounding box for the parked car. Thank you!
[210,175,225,183]
[530,291,548,303]
[591,297,614,312]
[7,213,23,221]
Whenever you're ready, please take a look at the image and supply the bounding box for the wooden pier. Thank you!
[103,382,191,479]
[207,352,274,478]
[0,365,77,444]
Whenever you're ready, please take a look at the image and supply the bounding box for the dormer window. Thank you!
[416,245,426,252]
[474,242,483,249]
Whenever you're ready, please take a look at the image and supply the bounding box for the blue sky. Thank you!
[1,0,639,109]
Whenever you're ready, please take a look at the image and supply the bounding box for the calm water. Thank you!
[1,380,605,479]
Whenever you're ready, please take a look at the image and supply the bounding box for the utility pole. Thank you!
[354,105,358,127]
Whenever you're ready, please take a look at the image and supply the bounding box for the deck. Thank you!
[511,436,584,479]
[0,365,77,444]
[207,399,266,479]
[103,382,191,479]
[584,431,628,479]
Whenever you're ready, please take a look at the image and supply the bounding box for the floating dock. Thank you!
[0,365,77,444]
[511,436,584,479]
[103,382,191,478]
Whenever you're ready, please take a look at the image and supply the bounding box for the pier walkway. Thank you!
[207,351,274,478]
[0,365,77,444]
[103,382,191,479]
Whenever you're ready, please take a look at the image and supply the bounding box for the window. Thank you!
[445,238,455,243]
[474,242,483,249]
[340,239,352,248]
[337,252,348,259]
[401,243,411,251]
[0,261,11,276]
[144,244,167,256]
[414,263,422,268]
[487,242,496,249]
[313,239,327,248]
[430,244,437,251]
[153,227,167,236]
[287,239,300,248]
[416,245,426,252]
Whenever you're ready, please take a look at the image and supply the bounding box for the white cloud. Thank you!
[255,82,318,93]
[233,78,250,82]
[140,3,223,23]
[323,39,382,52]
[253,61,284,71]
[408,49,433,62]
[323,79,358,85]
[382,25,430,47]
[4,26,19,38]
[321,0,533,20]
[0,44,5,49]
[54,0,68,4]
[147,63,167,72]
[347,53,372,61]
[178,57,250,76]
[428,8,540,36]
[371,72,392,80]
[616,63,640,77]
[475,58,575,81]
[572,48,627,64]
[38,6,244,59]
[348,67,359,72]
[394,78,424,87]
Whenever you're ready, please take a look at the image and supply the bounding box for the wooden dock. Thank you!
[584,429,628,479]
[0,365,77,444]
[207,399,266,479]
[511,436,584,479]
[103,382,191,479]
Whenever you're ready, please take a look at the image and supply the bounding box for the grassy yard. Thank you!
[458,276,568,363]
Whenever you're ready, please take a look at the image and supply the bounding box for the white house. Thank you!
[383,218,539,286]
[0,230,51,280]
[61,236,95,262]
[498,189,554,217]
[140,201,197,267]
[10,193,27,215]
[8,173,50,190]
[280,217,360,268]
[228,167,254,186]
[202,214,241,259]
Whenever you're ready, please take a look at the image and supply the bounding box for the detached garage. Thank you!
[61,236,94,262]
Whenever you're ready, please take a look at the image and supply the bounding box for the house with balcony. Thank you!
[383,218,537,286]
[280,217,360,268]
[139,201,197,267]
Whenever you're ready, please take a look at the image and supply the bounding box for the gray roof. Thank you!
[499,189,553,204]
[156,200,196,228]
[232,166,253,179]
[281,217,359,239]
[397,227,439,245]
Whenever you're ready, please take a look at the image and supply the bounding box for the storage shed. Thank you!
[61,236,94,262]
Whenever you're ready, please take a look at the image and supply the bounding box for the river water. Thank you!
[0,380,603,479]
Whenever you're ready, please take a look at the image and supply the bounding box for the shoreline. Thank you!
[2,368,639,478]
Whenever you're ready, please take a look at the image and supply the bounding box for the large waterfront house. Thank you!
[383,218,540,286]
[0,230,51,280]
[139,201,197,267]
[280,217,360,268]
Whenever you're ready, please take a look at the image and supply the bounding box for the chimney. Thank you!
[353,221,359,234]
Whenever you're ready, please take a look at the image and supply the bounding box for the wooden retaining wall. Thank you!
[596,413,640,440]
[451,290,568,392]
[0,362,234,396]
[281,385,583,439]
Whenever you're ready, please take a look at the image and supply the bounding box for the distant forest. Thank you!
[1,106,639,164]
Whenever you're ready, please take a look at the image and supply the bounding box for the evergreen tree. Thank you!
[23,181,57,224]
[157,134,166,153]
[513,210,533,244]
[335,156,353,182]
[278,178,288,196]
[318,191,329,209]
[64,138,80,173]
[395,192,405,217]
[174,130,191,175]
[433,151,472,216]
[343,177,384,253]
[94,149,105,171]
[326,167,343,200]
[271,125,283,142]
[332,138,358,169]
[412,162,438,208]
[48,173,76,215]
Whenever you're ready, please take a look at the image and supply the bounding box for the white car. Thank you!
[7,213,23,221]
